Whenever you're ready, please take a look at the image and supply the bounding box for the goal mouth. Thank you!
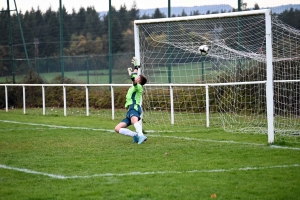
[135,10,300,144]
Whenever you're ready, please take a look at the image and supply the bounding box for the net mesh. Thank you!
[136,12,300,142]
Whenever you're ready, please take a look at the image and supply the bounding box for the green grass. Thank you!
[1,110,300,199]
[0,69,130,84]
[0,61,216,84]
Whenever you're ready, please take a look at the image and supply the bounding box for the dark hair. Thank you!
[140,75,147,85]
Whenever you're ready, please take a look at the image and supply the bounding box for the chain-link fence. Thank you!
[0,0,299,84]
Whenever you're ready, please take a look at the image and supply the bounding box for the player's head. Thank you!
[137,75,147,85]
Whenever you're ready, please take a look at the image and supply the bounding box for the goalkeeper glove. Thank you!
[131,57,140,69]
[128,67,137,82]
[127,68,133,76]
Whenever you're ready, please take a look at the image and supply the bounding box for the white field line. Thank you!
[0,119,300,151]
[0,128,52,131]
[148,134,265,146]
[0,164,299,179]
[0,120,115,132]
[148,135,300,150]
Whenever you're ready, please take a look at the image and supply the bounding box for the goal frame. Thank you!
[134,9,274,143]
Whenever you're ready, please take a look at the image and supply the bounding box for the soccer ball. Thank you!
[198,45,209,56]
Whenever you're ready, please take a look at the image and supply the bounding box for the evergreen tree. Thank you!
[140,13,151,19]
[61,6,72,48]
[118,4,129,32]
[254,3,260,10]
[103,6,124,53]
[43,7,60,56]
[278,8,300,29]
[0,8,10,76]
[152,8,166,19]
[0,3,299,61]
[192,10,200,16]
[129,1,140,21]
[121,28,134,52]
[76,7,86,35]
[84,7,103,37]
[181,9,187,17]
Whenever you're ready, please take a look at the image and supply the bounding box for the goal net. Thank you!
[134,10,300,143]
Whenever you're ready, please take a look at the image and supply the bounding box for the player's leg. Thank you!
[115,120,137,137]
[131,116,142,136]
[131,116,147,144]
[125,105,147,144]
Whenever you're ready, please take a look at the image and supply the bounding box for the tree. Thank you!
[43,7,59,56]
[86,33,103,54]
[121,25,134,52]
[140,13,151,19]
[66,34,85,55]
[61,6,72,48]
[103,6,125,53]
[191,10,200,16]
[118,4,129,32]
[152,8,166,19]
[1,3,299,61]
[75,7,86,35]
[181,9,187,17]
[278,8,300,29]
[129,1,140,21]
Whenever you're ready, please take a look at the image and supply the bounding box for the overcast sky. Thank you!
[2,0,299,13]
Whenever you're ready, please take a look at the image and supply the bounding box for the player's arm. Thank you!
[127,57,140,75]
[131,73,138,85]
[127,57,140,85]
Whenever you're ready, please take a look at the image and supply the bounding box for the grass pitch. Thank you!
[0,110,300,199]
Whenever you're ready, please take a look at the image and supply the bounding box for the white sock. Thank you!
[119,128,136,137]
[134,123,144,136]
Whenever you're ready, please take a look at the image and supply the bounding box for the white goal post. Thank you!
[134,9,300,144]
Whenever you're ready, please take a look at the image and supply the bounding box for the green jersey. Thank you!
[125,74,143,109]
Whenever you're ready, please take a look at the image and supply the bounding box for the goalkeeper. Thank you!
[114,57,148,144]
